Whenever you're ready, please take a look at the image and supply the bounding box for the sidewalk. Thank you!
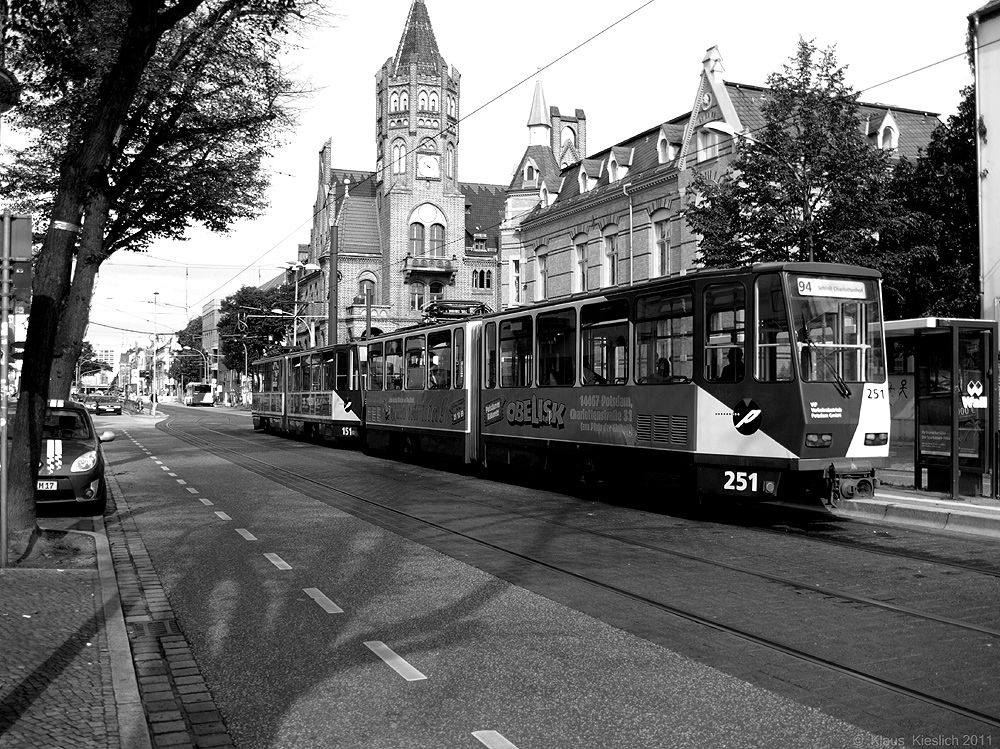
[1,409,233,749]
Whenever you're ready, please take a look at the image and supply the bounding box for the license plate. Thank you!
[36,480,57,491]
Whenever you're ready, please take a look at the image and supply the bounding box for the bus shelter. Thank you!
[884,318,998,498]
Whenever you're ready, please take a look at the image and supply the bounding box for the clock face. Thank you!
[418,154,440,178]
[701,92,713,110]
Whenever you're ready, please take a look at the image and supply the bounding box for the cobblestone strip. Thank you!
[105,505,235,749]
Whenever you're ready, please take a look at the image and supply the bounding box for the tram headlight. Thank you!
[864,432,889,446]
[805,433,833,448]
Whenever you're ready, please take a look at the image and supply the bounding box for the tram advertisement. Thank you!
[366,389,468,431]
[481,385,688,446]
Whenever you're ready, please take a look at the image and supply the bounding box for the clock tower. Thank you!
[375,0,464,321]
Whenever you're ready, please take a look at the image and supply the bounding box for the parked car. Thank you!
[11,400,116,515]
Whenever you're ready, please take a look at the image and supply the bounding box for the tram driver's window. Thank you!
[385,339,403,390]
[500,316,533,387]
[454,328,465,389]
[336,349,350,390]
[537,309,576,386]
[405,335,426,390]
[582,300,629,385]
[636,290,693,383]
[368,343,384,391]
[755,274,792,381]
[704,283,746,382]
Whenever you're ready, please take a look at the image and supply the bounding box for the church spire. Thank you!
[392,1,443,76]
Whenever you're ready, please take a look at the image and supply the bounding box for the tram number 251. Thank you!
[723,470,758,492]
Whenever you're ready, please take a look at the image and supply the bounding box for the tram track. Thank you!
[154,416,1000,730]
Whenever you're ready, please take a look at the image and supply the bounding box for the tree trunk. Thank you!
[49,194,109,399]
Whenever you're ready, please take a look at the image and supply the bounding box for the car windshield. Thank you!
[41,410,92,440]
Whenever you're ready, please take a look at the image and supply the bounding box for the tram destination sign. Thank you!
[794,277,867,299]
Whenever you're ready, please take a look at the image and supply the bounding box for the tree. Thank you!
[217,285,295,375]
[1,0,317,558]
[876,84,980,319]
[75,341,112,380]
[685,38,897,267]
[168,317,207,385]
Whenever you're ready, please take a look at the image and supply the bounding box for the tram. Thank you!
[250,262,890,503]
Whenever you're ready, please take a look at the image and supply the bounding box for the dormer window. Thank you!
[540,184,549,205]
[658,135,679,164]
[880,125,898,151]
[609,159,618,182]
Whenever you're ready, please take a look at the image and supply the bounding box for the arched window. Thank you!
[359,278,375,301]
[428,223,445,257]
[485,270,492,289]
[561,125,576,149]
[525,164,536,182]
[535,245,549,300]
[390,93,399,112]
[603,224,620,287]
[429,92,439,111]
[429,281,444,302]
[446,144,455,178]
[410,282,425,310]
[400,91,408,110]
[609,159,618,182]
[409,223,425,256]
[392,141,405,174]
[418,91,428,110]
[447,96,455,117]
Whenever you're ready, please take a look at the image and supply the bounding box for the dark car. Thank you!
[28,400,116,514]
[89,395,123,416]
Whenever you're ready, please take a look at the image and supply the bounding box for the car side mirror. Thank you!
[99,431,116,443]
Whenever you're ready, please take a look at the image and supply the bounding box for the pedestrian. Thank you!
[150,390,158,417]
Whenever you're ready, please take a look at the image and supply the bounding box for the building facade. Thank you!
[296,0,506,344]
[504,47,942,307]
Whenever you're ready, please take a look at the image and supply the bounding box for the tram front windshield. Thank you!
[788,275,885,383]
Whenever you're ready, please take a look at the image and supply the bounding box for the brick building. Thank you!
[297,0,506,345]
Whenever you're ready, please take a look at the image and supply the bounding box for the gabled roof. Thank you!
[508,145,561,191]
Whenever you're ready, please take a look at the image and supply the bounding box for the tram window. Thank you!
[323,351,336,390]
[336,349,349,390]
[385,339,404,390]
[537,309,576,386]
[485,323,497,388]
[755,274,793,382]
[309,353,322,390]
[581,300,628,385]
[271,360,283,392]
[454,327,465,389]
[369,343,384,391]
[405,335,425,390]
[428,330,452,389]
[500,316,533,387]
[291,356,304,391]
[636,290,693,383]
[704,283,746,382]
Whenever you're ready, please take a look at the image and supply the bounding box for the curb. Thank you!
[833,495,1000,538]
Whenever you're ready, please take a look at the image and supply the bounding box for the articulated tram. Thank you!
[251,262,890,504]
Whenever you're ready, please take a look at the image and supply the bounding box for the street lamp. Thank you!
[701,121,814,262]
[285,261,321,347]
[180,346,210,382]
[269,307,325,349]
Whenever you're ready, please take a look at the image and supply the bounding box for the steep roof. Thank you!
[507,145,561,192]
[461,183,506,250]
[393,1,444,76]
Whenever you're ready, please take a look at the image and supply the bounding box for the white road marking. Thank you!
[214,512,231,520]
[236,529,257,541]
[264,553,291,570]
[167,473,177,477]
[154,460,163,464]
[186,488,198,494]
[303,588,344,614]
[160,466,170,471]
[472,731,519,749]
[199,498,214,506]
[176,479,187,485]
[363,641,427,681]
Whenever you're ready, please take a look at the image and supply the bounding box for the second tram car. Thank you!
[251,262,890,503]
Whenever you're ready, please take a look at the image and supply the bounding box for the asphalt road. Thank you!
[99,404,1000,748]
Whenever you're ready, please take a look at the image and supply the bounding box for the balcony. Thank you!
[402,253,457,282]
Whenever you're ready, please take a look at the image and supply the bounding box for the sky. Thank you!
[64,0,980,351]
